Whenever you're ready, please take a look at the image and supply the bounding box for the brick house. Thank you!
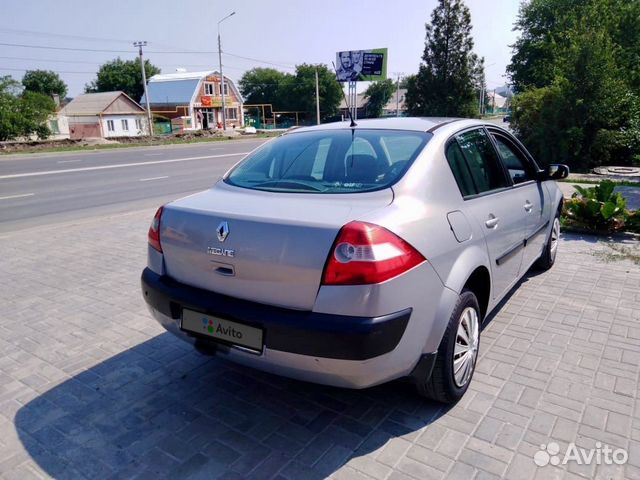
[141,71,244,132]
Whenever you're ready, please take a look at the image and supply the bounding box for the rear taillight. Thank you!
[322,221,426,285]
[148,206,164,253]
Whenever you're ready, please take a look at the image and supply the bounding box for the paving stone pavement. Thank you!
[0,209,639,480]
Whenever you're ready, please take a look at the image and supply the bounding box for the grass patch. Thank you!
[593,242,640,265]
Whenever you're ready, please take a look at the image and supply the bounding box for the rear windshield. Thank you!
[224,129,432,193]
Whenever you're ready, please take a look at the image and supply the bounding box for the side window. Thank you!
[455,129,510,194]
[446,142,476,197]
[492,135,535,184]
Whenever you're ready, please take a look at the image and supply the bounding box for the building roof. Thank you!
[142,79,201,105]
[149,71,215,82]
[141,70,243,106]
[60,91,144,116]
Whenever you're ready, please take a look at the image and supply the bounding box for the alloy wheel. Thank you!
[453,307,479,387]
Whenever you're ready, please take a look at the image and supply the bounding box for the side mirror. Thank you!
[548,164,569,180]
[538,164,569,181]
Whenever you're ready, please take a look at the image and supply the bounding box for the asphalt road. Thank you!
[0,139,269,233]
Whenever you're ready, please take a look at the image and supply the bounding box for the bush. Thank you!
[561,180,628,233]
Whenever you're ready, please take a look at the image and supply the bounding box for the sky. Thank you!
[1,0,522,97]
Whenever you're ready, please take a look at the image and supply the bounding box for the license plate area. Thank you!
[181,309,263,353]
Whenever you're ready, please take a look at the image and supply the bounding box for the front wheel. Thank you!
[416,290,480,403]
[535,214,561,270]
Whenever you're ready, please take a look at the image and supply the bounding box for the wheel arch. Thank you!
[461,266,491,320]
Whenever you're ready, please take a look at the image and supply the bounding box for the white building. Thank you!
[58,91,147,139]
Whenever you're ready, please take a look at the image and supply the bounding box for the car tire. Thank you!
[535,212,561,271]
[417,289,480,403]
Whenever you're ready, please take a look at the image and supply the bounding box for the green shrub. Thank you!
[561,180,628,233]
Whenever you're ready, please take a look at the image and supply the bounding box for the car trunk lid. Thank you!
[160,182,393,310]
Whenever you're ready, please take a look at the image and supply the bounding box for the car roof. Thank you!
[289,117,483,134]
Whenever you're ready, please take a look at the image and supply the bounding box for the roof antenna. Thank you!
[332,61,357,128]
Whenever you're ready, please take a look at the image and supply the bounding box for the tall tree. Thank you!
[406,0,480,117]
[508,0,640,169]
[0,76,56,141]
[363,79,395,118]
[239,67,289,108]
[282,64,342,120]
[86,58,160,102]
[22,70,67,99]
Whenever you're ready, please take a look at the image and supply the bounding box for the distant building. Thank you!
[58,91,147,139]
[486,91,509,113]
[141,71,244,132]
[339,88,408,119]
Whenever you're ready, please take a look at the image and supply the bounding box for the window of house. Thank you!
[135,118,143,131]
[204,82,214,95]
[225,108,237,120]
[218,83,228,96]
[49,120,60,135]
[107,120,115,132]
[121,119,129,131]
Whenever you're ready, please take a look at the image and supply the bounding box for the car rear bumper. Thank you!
[141,268,414,386]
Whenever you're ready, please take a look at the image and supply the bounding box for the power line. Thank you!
[0,27,135,45]
[0,55,101,65]
[225,52,296,69]
[0,66,95,74]
[0,42,135,54]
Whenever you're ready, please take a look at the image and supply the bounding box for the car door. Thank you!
[488,129,551,271]
[446,128,527,300]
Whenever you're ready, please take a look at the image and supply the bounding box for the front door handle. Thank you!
[524,201,533,212]
[485,215,500,229]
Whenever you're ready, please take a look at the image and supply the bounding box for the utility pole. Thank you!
[134,41,153,136]
[315,67,320,125]
[218,12,235,131]
[392,72,404,117]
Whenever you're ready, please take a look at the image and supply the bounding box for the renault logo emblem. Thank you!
[216,221,229,242]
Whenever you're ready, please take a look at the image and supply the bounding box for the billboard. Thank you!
[335,48,387,82]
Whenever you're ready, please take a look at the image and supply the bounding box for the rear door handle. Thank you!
[524,201,533,212]
[485,215,500,228]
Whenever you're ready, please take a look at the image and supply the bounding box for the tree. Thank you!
[22,70,67,99]
[281,64,342,121]
[86,58,160,102]
[239,68,289,108]
[406,0,481,117]
[363,79,395,118]
[508,0,640,170]
[0,76,55,141]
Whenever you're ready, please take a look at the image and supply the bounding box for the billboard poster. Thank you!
[335,48,387,82]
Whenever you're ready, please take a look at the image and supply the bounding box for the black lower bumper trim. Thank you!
[141,268,410,361]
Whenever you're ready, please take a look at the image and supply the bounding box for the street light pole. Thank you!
[315,67,320,125]
[134,41,153,136]
[217,11,235,132]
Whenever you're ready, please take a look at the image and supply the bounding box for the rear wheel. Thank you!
[416,290,480,403]
[535,214,560,270]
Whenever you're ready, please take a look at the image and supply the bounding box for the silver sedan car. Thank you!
[141,118,568,403]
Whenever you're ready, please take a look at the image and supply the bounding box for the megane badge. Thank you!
[217,221,229,242]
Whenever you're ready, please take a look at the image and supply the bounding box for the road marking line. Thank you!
[144,153,163,156]
[139,176,169,182]
[57,159,82,164]
[0,193,34,201]
[0,152,249,180]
